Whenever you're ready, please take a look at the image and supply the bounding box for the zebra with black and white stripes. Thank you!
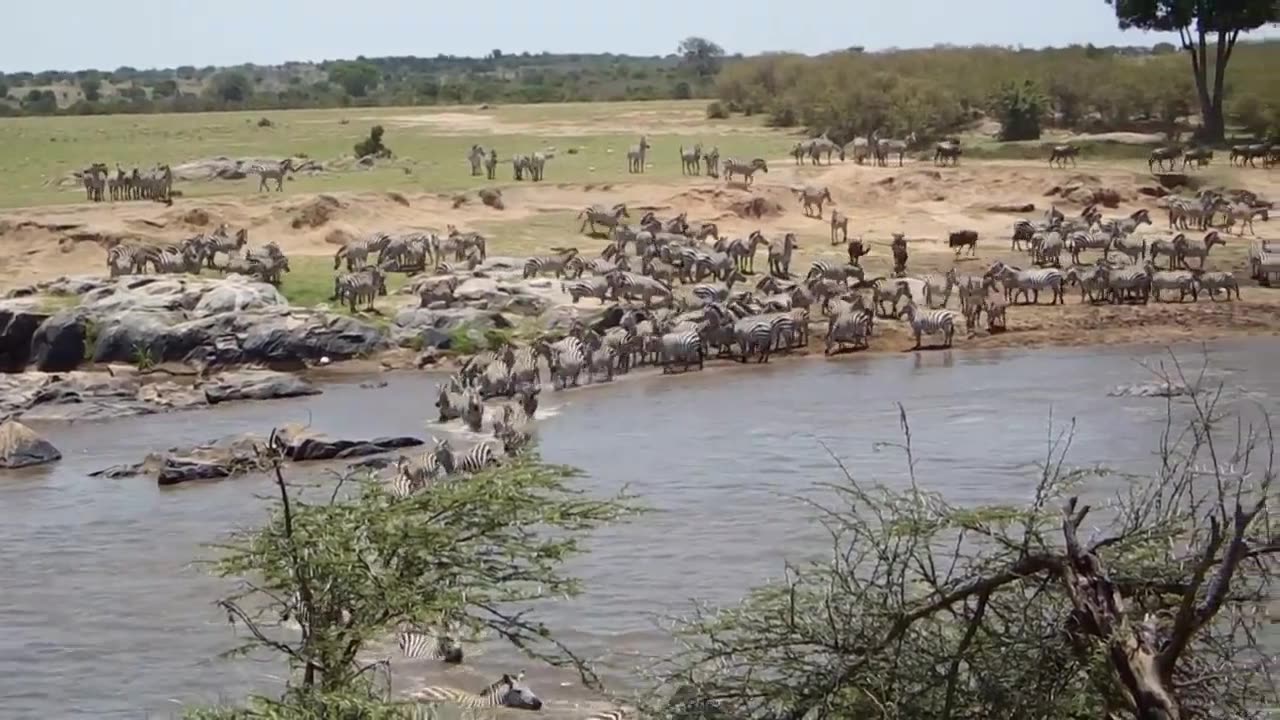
[653,330,704,373]
[333,267,387,312]
[509,346,542,387]
[533,336,586,390]
[397,625,464,663]
[899,302,960,350]
[721,157,769,185]
[732,317,776,363]
[432,437,500,476]
[823,297,874,354]
[333,231,393,271]
[1194,271,1240,300]
[523,248,580,279]
[1065,230,1110,265]
[987,262,1064,305]
[203,227,249,269]
[411,671,542,710]
[1011,219,1037,251]
[106,243,150,277]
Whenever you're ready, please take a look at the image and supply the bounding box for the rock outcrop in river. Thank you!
[0,419,62,468]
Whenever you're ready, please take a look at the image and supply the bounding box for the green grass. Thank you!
[278,255,410,312]
[0,100,798,208]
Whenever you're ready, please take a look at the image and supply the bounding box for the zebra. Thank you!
[204,227,250,269]
[1029,230,1065,267]
[144,246,201,274]
[1148,235,1184,270]
[333,267,386,312]
[1224,204,1268,236]
[607,271,673,307]
[484,149,498,180]
[477,360,514,400]
[398,625,464,663]
[808,137,844,165]
[1109,233,1147,264]
[874,132,916,167]
[533,337,585,390]
[768,233,799,278]
[432,437,501,476]
[435,377,469,422]
[899,302,959,350]
[1065,264,1109,304]
[563,277,611,304]
[654,330,704,373]
[509,346,542,388]
[627,136,650,173]
[679,144,702,175]
[445,226,488,262]
[1176,231,1226,269]
[920,269,956,309]
[333,232,392,271]
[523,248,580,279]
[791,139,815,165]
[1011,220,1037,251]
[1104,265,1152,304]
[106,243,150,277]
[528,152,548,181]
[253,158,295,192]
[797,186,833,218]
[830,211,850,245]
[1065,230,1110,265]
[467,144,486,176]
[1099,209,1152,238]
[722,158,769,185]
[1194,271,1240,301]
[579,204,630,236]
[411,672,542,710]
[1145,262,1199,303]
[823,298,873,354]
[806,260,864,287]
[512,154,531,180]
[733,317,776,363]
[1048,144,1079,168]
[1149,146,1180,172]
[703,146,720,178]
[987,262,1064,305]
[934,140,962,166]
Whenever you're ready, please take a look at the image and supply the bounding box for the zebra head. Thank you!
[494,672,541,710]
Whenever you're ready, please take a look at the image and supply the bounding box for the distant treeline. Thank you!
[711,41,1280,143]
[0,51,715,116]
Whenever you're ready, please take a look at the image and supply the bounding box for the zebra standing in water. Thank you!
[432,437,500,476]
[411,672,542,710]
[397,624,464,663]
[899,302,960,349]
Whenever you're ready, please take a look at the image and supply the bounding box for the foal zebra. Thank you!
[411,671,542,710]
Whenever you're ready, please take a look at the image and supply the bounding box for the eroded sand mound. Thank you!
[287,194,346,229]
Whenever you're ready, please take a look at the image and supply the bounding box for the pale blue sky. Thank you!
[4,0,1276,72]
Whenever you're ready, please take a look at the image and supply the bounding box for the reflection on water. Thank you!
[1,340,1276,718]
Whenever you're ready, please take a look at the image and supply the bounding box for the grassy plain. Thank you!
[0,100,798,208]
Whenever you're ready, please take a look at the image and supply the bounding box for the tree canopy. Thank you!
[678,37,726,78]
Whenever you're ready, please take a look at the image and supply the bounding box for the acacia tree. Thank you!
[187,433,638,717]
[678,37,726,79]
[1107,0,1279,142]
[645,358,1277,720]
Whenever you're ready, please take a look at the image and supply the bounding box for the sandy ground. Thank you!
[3,149,1279,355]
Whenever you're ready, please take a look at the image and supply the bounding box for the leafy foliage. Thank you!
[328,62,381,98]
[646,359,1277,720]
[990,80,1046,141]
[353,126,390,159]
[192,438,640,715]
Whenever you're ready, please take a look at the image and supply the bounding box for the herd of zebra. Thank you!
[791,131,921,167]
[80,163,173,203]
[103,224,290,285]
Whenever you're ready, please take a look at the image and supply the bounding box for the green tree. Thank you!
[651,386,1277,720]
[1107,0,1279,141]
[190,436,638,714]
[0,80,9,99]
[209,72,253,104]
[152,79,179,98]
[678,36,726,78]
[990,80,1046,140]
[328,61,380,98]
[79,77,102,102]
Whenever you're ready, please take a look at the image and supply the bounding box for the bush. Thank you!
[353,125,391,159]
[705,100,728,119]
[991,80,1045,141]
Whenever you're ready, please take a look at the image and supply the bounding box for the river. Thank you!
[1,339,1277,719]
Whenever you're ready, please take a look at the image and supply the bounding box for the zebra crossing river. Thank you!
[1,339,1277,718]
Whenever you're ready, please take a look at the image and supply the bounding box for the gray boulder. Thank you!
[274,424,425,461]
[391,307,511,349]
[0,419,62,468]
[201,370,320,404]
[193,278,287,316]
[0,300,50,372]
[30,309,89,372]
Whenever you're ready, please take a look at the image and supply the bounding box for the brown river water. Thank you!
[2,340,1278,719]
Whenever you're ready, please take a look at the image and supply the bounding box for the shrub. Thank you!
[705,100,728,119]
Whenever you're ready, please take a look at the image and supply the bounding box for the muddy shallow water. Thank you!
[2,339,1278,719]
